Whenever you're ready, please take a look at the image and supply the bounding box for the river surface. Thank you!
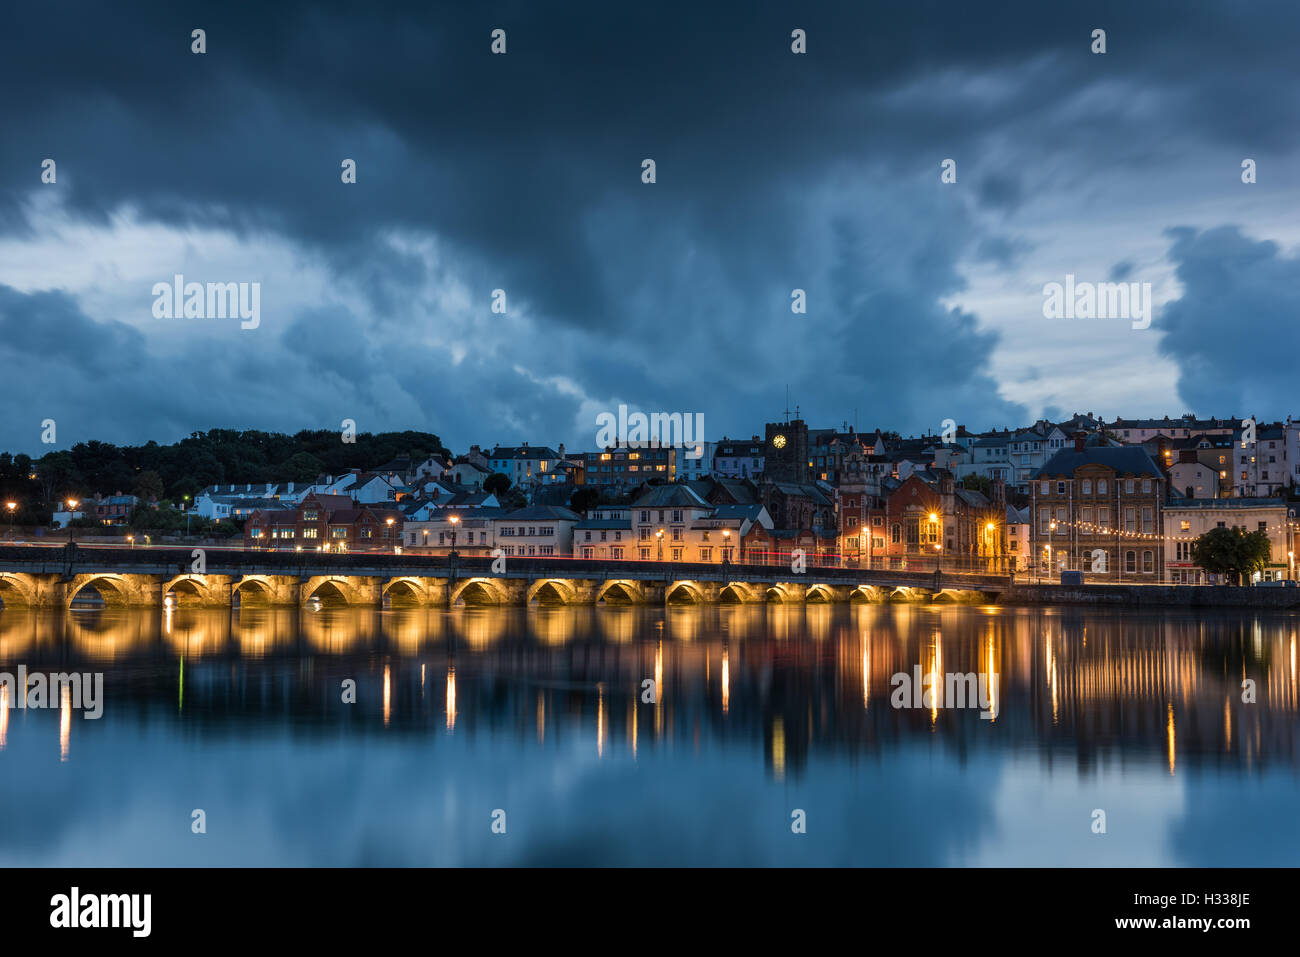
[0,603,1297,866]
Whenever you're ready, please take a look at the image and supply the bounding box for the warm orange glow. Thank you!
[59,685,71,761]
[383,664,391,726]
[445,668,457,730]
[721,647,730,714]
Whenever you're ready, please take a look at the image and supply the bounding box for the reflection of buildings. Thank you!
[1,605,1296,778]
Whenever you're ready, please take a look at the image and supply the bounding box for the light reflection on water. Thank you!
[0,603,1298,866]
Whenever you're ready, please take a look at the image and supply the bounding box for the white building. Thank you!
[1163,498,1295,583]
[573,506,633,561]
[1169,456,1219,499]
[676,440,717,483]
[628,484,715,562]
[195,482,305,519]
[487,445,565,486]
[1004,505,1030,572]
[496,505,581,558]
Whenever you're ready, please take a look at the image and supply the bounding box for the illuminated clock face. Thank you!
[773,433,787,449]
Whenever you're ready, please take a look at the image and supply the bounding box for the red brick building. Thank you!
[882,470,1004,571]
[244,493,404,552]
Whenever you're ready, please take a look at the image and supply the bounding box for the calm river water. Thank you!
[1,603,1297,866]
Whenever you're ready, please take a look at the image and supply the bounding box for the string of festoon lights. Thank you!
[1042,516,1300,543]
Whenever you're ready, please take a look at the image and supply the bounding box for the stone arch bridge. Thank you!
[0,544,1006,609]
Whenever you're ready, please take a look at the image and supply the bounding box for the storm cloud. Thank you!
[2,0,1299,454]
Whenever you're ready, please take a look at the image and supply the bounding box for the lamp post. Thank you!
[386,516,395,555]
[65,498,80,545]
[448,513,461,585]
[4,501,15,540]
[656,527,664,562]
[722,528,731,566]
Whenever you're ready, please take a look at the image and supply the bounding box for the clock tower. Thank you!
[764,419,809,484]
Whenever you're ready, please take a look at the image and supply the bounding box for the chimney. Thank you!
[558,443,565,458]
[1073,431,1086,453]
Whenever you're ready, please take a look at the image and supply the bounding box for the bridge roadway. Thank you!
[0,543,1009,609]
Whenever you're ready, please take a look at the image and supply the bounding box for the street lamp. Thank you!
[656,527,664,562]
[65,498,80,545]
[386,516,395,554]
[4,501,15,540]
[448,513,461,584]
[722,528,731,565]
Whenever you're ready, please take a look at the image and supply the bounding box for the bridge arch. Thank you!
[888,586,923,603]
[163,575,218,607]
[450,577,508,606]
[665,580,704,605]
[67,574,132,608]
[596,580,644,605]
[806,583,835,603]
[528,579,577,606]
[302,577,356,608]
[233,577,276,607]
[765,584,794,604]
[719,581,761,604]
[384,577,431,608]
[850,585,884,603]
[0,573,36,609]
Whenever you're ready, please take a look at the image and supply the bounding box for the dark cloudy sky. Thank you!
[2,0,1298,457]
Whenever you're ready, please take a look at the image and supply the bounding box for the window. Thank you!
[1125,550,1136,573]
[1125,479,1134,494]
[1180,520,1190,532]
[892,524,902,543]
[640,548,651,560]
[1124,508,1136,532]
[699,547,712,561]
[331,527,348,539]
[1081,479,1092,495]
[1141,507,1153,533]
[1141,479,1151,494]
[1098,480,1108,495]
[1142,550,1153,574]
[1081,507,1092,529]
[302,527,318,539]
[1097,507,1109,530]
[672,548,683,561]
[1040,481,1049,495]
[542,545,556,556]
[1057,482,1066,494]
[582,547,594,559]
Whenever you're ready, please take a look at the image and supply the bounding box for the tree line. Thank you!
[0,428,451,526]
